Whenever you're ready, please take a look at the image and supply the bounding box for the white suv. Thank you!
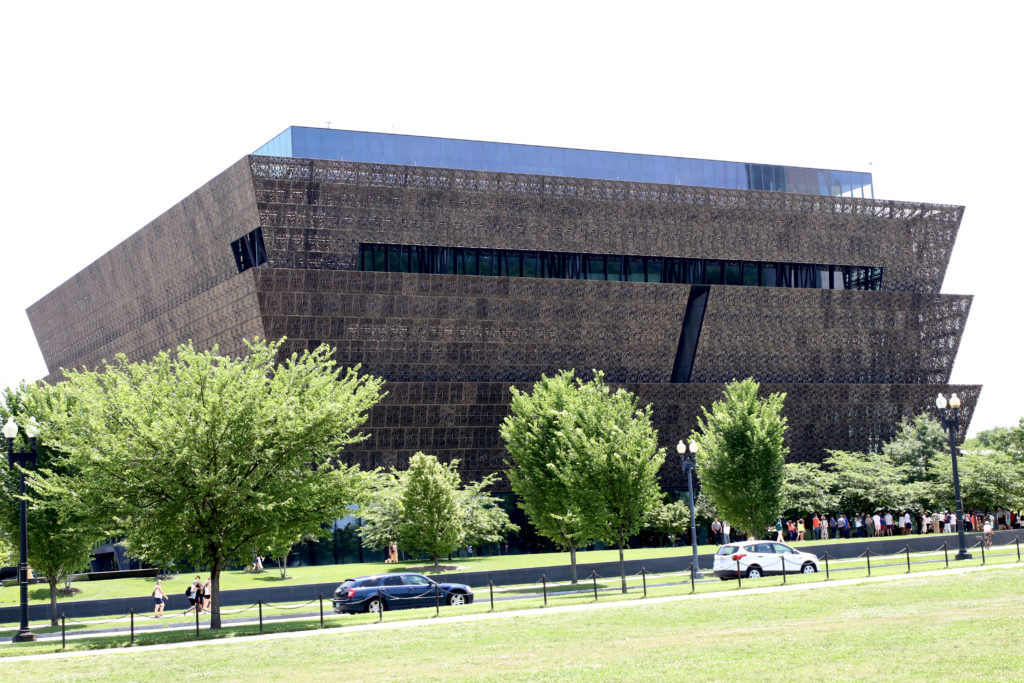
[713,540,819,579]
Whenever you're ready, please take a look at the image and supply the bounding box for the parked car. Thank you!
[333,572,474,613]
[713,540,819,579]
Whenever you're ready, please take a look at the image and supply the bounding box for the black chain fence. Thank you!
[28,532,1024,650]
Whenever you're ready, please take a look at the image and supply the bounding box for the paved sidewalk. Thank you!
[2,561,1021,664]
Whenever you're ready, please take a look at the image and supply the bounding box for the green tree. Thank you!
[25,338,382,629]
[556,372,666,593]
[645,500,691,545]
[460,477,519,550]
[691,378,787,538]
[396,453,464,567]
[502,371,595,584]
[1,386,103,625]
[971,418,1024,462]
[823,450,917,513]
[356,471,404,553]
[780,461,838,519]
[359,456,516,566]
[883,413,947,482]
[926,449,1024,512]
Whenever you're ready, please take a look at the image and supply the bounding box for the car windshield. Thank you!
[716,545,739,555]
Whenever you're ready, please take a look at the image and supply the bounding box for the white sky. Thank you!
[1,2,1020,435]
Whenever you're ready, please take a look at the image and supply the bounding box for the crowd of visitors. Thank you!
[769,509,1022,543]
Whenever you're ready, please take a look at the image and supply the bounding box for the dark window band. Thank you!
[358,243,882,291]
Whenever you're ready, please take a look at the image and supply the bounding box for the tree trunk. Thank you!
[210,557,223,629]
[569,544,578,585]
[48,577,58,626]
[618,535,627,594]
[433,555,439,568]
[277,556,287,578]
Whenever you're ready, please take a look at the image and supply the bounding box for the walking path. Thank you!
[1,561,1020,664]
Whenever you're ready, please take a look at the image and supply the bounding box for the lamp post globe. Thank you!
[935,393,971,561]
[5,415,39,642]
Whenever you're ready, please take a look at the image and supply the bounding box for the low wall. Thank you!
[4,530,1020,623]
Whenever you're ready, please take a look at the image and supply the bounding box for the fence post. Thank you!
[259,600,263,632]
[641,567,648,598]
[319,593,324,628]
[195,598,200,638]
[736,560,742,589]
[590,571,598,601]
[61,613,66,650]
[905,546,911,573]
[981,539,986,565]
[541,574,548,607]
[130,608,135,645]
[781,556,786,584]
[377,587,382,623]
[824,552,830,580]
[435,582,440,617]
[488,580,494,612]
[1017,537,1021,562]
[865,549,871,576]
[943,542,949,568]
[690,563,696,593]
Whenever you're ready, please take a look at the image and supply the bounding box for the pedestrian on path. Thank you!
[184,576,201,615]
[152,579,168,618]
[203,578,212,613]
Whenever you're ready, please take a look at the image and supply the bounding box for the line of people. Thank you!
[775,509,1022,543]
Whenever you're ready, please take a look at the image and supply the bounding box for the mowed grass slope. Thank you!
[5,567,1023,681]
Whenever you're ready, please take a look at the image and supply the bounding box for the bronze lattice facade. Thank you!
[28,129,979,489]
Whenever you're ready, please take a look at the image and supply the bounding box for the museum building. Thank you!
[28,126,980,489]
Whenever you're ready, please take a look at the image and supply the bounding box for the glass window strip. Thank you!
[356,244,882,290]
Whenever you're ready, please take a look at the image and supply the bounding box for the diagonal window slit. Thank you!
[671,286,710,383]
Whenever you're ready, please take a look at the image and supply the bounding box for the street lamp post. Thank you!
[676,439,703,579]
[4,416,38,642]
[935,393,971,561]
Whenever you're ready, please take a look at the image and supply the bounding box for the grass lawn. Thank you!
[0,532,987,609]
[2,564,1022,680]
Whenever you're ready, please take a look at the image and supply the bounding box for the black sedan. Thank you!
[333,572,474,613]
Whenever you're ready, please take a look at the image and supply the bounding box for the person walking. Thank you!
[796,518,806,541]
[184,576,201,615]
[152,579,169,618]
[390,541,399,564]
[775,518,784,542]
[722,520,731,544]
[202,578,212,613]
[812,514,821,540]
[711,519,722,545]
[820,514,829,541]
[872,512,882,537]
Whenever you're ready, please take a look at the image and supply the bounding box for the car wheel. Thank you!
[366,598,385,613]
[746,567,762,579]
[448,592,466,606]
[802,563,816,574]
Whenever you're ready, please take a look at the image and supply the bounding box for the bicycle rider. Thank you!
[982,517,994,548]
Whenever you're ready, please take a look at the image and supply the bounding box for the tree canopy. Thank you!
[555,371,666,592]
[358,453,517,566]
[691,378,787,537]
[25,338,383,628]
[502,370,595,583]
[1,385,105,625]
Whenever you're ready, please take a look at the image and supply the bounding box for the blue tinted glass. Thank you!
[256,127,871,197]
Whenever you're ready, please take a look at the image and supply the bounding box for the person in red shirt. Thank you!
[812,514,821,540]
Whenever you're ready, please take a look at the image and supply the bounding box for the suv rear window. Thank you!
[716,545,739,555]
[354,577,381,588]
